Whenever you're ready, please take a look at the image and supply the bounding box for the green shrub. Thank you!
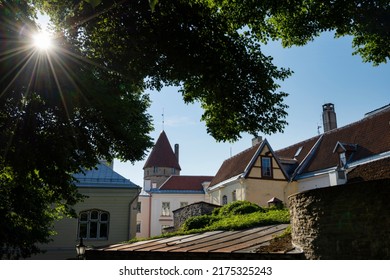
[217,201,264,216]
[182,215,219,231]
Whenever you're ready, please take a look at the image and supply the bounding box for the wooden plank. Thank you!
[188,225,288,253]
[166,229,267,253]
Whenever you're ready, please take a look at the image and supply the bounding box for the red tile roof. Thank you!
[143,131,181,170]
[159,175,214,191]
[209,105,390,185]
[209,143,261,187]
[277,105,390,174]
[347,157,390,183]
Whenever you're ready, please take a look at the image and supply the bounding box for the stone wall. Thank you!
[173,202,220,230]
[289,179,390,259]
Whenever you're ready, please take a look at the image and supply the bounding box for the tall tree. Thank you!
[36,0,292,141]
[218,0,390,65]
[0,0,152,258]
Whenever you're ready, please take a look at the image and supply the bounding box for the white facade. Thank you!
[136,191,151,239]
[149,192,205,237]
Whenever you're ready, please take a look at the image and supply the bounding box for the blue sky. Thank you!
[36,14,389,187]
[115,32,389,187]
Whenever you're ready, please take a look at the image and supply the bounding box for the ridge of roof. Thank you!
[143,130,181,170]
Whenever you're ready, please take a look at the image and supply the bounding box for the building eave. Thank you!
[207,174,242,192]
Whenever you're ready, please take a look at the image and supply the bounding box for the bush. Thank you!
[182,215,219,231]
[217,201,264,216]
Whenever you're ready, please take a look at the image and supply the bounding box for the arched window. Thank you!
[222,195,228,205]
[232,190,237,202]
[78,209,109,240]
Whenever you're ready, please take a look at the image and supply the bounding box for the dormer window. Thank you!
[339,152,347,167]
[333,142,357,168]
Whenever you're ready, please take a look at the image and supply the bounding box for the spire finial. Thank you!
[162,108,165,131]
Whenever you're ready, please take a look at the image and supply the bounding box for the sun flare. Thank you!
[33,31,53,50]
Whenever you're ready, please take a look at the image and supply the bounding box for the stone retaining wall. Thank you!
[289,179,390,259]
[173,202,220,230]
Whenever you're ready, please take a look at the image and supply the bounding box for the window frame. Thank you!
[161,202,171,216]
[78,209,110,240]
[222,195,228,205]
[232,190,237,202]
[261,156,273,178]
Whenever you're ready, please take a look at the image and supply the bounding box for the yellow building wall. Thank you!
[32,187,139,259]
[245,179,287,207]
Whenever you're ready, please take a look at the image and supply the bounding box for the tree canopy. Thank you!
[1,0,388,258]
[0,0,152,258]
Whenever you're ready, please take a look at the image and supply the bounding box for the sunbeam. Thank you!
[32,31,53,50]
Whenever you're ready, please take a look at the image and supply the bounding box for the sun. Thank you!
[32,31,53,50]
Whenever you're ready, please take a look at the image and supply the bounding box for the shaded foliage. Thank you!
[0,1,152,258]
[36,0,291,142]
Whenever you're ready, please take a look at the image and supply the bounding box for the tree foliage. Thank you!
[36,0,292,141]
[0,0,152,258]
[1,0,388,258]
[219,0,390,65]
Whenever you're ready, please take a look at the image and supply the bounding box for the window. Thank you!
[232,190,237,202]
[222,195,228,205]
[339,152,347,167]
[136,222,141,233]
[180,202,188,208]
[261,157,273,178]
[137,202,141,213]
[161,202,170,216]
[153,166,158,174]
[78,209,109,240]
[294,146,303,158]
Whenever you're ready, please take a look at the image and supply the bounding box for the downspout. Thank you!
[148,193,152,238]
[128,187,141,240]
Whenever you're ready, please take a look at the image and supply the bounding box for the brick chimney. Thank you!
[174,143,179,163]
[322,103,337,132]
[252,136,263,146]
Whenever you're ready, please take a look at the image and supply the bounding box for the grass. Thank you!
[127,201,290,243]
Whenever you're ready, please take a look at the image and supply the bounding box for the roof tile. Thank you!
[143,131,181,170]
[209,144,260,187]
[159,175,214,191]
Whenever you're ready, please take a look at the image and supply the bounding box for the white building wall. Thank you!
[297,174,331,193]
[150,193,205,237]
[136,194,151,239]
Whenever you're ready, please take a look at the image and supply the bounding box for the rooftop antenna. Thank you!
[317,123,322,135]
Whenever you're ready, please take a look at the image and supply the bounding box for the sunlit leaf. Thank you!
[84,0,102,9]
[149,0,159,12]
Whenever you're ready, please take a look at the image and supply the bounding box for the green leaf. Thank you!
[84,0,102,9]
[149,0,159,12]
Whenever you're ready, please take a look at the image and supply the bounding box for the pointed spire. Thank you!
[143,131,181,170]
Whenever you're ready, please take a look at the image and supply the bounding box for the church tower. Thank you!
[143,131,181,190]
